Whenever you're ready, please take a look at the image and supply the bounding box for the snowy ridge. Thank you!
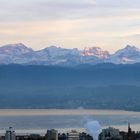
[0,43,140,65]
[82,47,109,59]
[107,45,140,64]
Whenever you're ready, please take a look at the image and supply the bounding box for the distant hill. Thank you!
[0,64,140,110]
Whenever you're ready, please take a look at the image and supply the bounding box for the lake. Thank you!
[0,109,140,135]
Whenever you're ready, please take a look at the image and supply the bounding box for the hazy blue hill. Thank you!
[0,64,140,110]
[1,63,140,87]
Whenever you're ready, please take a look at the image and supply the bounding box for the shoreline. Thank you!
[0,109,139,116]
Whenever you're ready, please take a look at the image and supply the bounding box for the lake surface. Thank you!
[0,109,140,135]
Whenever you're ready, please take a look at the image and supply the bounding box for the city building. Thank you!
[28,134,41,140]
[58,133,67,140]
[120,123,135,140]
[45,129,58,140]
[5,127,16,140]
[79,132,93,140]
[99,127,122,140]
[67,130,79,140]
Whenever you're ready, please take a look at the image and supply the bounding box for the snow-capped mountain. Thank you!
[0,43,35,64]
[35,46,82,65]
[36,46,81,59]
[0,43,140,65]
[108,45,140,64]
[0,43,33,55]
[82,47,109,59]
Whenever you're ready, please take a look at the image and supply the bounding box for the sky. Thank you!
[0,0,140,53]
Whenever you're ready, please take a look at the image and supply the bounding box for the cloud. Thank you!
[0,0,140,22]
[96,0,140,8]
[0,0,140,52]
[0,0,96,21]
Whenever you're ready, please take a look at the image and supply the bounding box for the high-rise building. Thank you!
[5,127,16,140]
[45,129,58,140]
[99,127,122,140]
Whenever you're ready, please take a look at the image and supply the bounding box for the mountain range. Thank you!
[0,43,140,65]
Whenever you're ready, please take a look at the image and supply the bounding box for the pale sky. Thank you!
[0,0,140,53]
